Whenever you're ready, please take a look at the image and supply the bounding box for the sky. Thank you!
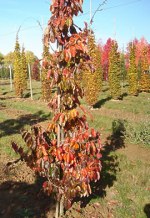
[0,0,150,58]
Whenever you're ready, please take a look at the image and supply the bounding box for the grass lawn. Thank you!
[0,80,150,218]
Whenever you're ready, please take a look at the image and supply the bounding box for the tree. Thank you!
[83,31,102,107]
[3,52,15,65]
[25,50,37,64]
[0,52,4,65]
[13,37,23,97]
[133,37,149,65]
[21,46,28,91]
[127,43,138,96]
[140,46,150,92]
[41,44,51,101]
[120,51,127,87]
[11,1,103,218]
[32,59,40,80]
[108,40,121,99]
[101,38,113,81]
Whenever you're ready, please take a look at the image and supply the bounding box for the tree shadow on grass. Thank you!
[120,92,128,99]
[79,119,126,207]
[0,179,55,218]
[93,96,112,108]
[0,110,51,137]
[144,204,150,218]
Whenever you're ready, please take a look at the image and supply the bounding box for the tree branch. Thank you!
[90,0,107,25]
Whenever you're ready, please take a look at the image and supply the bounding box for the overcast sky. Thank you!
[0,0,150,58]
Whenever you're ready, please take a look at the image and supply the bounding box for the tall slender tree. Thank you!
[101,38,113,81]
[41,44,51,101]
[32,59,40,81]
[14,37,23,97]
[120,51,127,87]
[21,46,28,91]
[108,40,121,99]
[11,1,103,217]
[127,43,138,95]
[140,46,150,92]
[83,30,102,107]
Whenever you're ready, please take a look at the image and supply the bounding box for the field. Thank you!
[0,80,150,218]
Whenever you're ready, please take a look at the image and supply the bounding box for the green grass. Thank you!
[95,88,150,115]
[113,154,150,218]
[0,80,150,218]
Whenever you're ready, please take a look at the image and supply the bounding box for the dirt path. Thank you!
[117,143,150,163]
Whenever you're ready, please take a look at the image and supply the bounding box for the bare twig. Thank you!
[90,0,107,25]
[4,157,22,173]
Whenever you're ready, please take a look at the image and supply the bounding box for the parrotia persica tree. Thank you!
[41,44,52,101]
[21,46,28,91]
[101,37,113,81]
[120,51,127,87]
[11,1,103,217]
[14,38,28,97]
[127,43,138,96]
[83,30,102,107]
[14,38,23,97]
[31,59,40,81]
[108,40,121,99]
[140,46,150,92]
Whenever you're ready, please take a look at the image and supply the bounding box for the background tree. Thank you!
[108,40,121,99]
[31,59,40,81]
[0,52,4,65]
[3,52,15,65]
[83,31,102,107]
[41,44,51,101]
[137,58,142,81]
[133,37,149,65]
[13,37,23,97]
[120,51,127,87]
[101,38,113,81]
[21,46,28,91]
[140,46,150,92]
[0,52,7,79]
[25,50,37,65]
[127,43,138,95]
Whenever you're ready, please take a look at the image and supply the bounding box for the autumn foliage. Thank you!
[101,38,114,81]
[127,43,138,96]
[41,44,51,101]
[108,40,121,99]
[83,31,102,107]
[31,59,40,81]
[14,38,27,97]
[140,46,150,92]
[12,0,103,216]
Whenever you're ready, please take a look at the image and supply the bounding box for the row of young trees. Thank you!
[0,51,40,82]
[82,36,150,104]
[0,39,52,100]
[1,36,150,103]
[99,37,150,96]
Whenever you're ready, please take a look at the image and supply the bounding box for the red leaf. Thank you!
[96,153,102,159]
[91,128,96,137]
